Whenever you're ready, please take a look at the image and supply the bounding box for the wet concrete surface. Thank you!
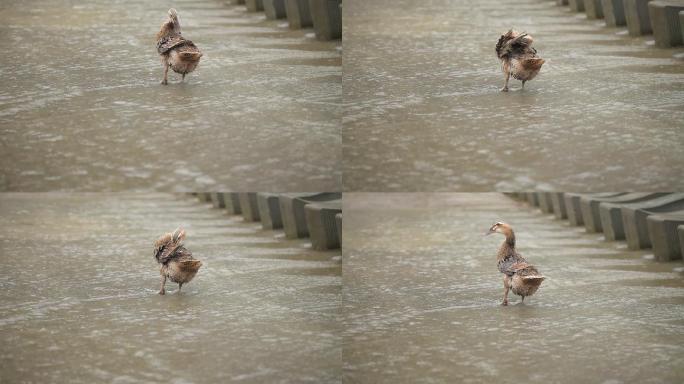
[0,193,341,383]
[343,193,684,383]
[0,0,341,191]
[343,0,684,192]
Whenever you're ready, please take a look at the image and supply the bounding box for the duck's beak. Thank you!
[484,230,495,236]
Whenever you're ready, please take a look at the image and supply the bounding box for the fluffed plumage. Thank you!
[486,222,545,305]
[153,227,202,295]
[156,8,202,85]
[496,30,545,92]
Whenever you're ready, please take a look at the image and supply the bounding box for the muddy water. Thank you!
[0,193,341,383]
[343,193,684,383]
[343,0,684,191]
[0,0,341,191]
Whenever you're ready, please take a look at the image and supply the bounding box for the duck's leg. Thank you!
[181,73,186,83]
[502,275,510,306]
[521,295,525,304]
[501,71,510,92]
[158,273,167,295]
[177,282,183,293]
[161,62,169,85]
[521,80,526,90]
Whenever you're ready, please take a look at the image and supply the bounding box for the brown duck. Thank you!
[156,8,203,85]
[153,227,202,295]
[495,30,545,92]
[486,222,544,305]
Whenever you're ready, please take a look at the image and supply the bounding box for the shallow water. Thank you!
[343,0,684,191]
[0,0,341,191]
[0,193,341,383]
[343,193,684,383]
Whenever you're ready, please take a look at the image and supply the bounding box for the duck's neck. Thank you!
[157,20,181,40]
[170,19,181,35]
[502,228,515,248]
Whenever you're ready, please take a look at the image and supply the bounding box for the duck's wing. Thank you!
[500,253,531,275]
[157,34,196,55]
[512,262,543,279]
[497,32,534,59]
[174,245,194,261]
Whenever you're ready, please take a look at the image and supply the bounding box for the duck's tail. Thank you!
[179,51,203,61]
[179,259,202,273]
[522,58,545,71]
[522,275,545,286]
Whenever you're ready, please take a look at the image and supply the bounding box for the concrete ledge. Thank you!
[305,200,342,250]
[550,193,568,220]
[335,213,342,245]
[264,0,287,19]
[579,196,607,232]
[198,192,213,203]
[505,192,525,200]
[598,193,667,241]
[564,193,586,226]
[599,202,626,240]
[647,212,684,261]
[564,193,625,226]
[602,0,627,25]
[586,0,606,18]
[649,1,684,47]
[286,0,313,28]
[538,192,554,214]
[526,192,540,207]
[678,224,684,259]
[625,0,654,36]
[279,193,342,238]
[580,193,657,233]
[309,0,342,40]
[570,0,587,11]
[220,193,242,215]
[257,193,283,229]
[246,0,265,12]
[238,193,261,222]
[210,193,225,209]
[621,193,684,249]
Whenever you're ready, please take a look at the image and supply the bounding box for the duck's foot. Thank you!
[500,87,509,92]
[501,299,508,306]
[161,79,168,85]
[158,289,166,295]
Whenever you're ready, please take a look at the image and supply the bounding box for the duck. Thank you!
[495,30,545,92]
[156,8,203,85]
[153,227,202,295]
[485,222,545,305]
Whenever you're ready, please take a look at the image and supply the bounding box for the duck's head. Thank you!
[485,221,512,237]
